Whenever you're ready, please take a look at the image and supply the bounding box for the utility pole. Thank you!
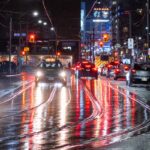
[129,11,132,38]
[147,0,149,49]
[116,0,120,45]
[55,34,58,60]
[92,27,95,63]
[9,17,12,74]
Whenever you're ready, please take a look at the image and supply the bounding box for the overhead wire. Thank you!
[0,22,8,28]
[133,13,146,27]
[85,0,98,19]
[41,0,57,37]
[0,0,11,11]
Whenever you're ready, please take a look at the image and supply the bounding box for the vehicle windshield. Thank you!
[134,64,150,71]
[38,61,63,69]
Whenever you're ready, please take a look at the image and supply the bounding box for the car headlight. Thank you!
[59,71,66,77]
[36,70,43,77]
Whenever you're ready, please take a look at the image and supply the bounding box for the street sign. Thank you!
[128,38,134,49]
[115,43,121,49]
[131,48,135,56]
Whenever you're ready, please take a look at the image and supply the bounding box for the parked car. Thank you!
[74,60,98,79]
[126,62,150,86]
[34,60,67,86]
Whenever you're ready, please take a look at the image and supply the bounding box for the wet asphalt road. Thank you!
[0,73,150,149]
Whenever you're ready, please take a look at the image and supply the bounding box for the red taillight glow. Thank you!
[79,67,84,70]
[131,69,136,73]
[82,61,88,64]
[76,65,83,70]
[76,65,80,69]
[85,65,91,68]
[115,68,120,74]
[108,65,112,68]
[92,67,98,71]
[124,66,129,70]
[114,61,119,65]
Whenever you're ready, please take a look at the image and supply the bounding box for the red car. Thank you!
[74,60,98,79]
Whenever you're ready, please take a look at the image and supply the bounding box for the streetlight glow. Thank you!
[50,27,55,31]
[43,22,47,26]
[38,20,43,24]
[33,11,39,17]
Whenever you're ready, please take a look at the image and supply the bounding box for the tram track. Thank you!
[0,83,57,120]
[61,78,150,149]
[1,76,150,149]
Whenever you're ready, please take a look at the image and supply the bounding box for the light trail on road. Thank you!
[0,74,150,149]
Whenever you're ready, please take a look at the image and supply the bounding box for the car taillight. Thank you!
[114,61,119,65]
[108,65,112,69]
[92,67,98,71]
[124,66,129,70]
[76,65,84,71]
[131,69,136,73]
[114,68,120,74]
[79,67,84,70]
[76,66,84,70]
[85,65,91,68]
[76,65,80,69]
[82,61,88,64]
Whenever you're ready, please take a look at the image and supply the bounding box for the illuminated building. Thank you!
[80,0,112,62]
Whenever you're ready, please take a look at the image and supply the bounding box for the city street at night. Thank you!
[0,0,150,149]
[0,72,150,149]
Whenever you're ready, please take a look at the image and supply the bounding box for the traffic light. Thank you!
[99,41,104,47]
[56,51,61,56]
[103,33,109,42]
[29,34,35,43]
[21,50,26,56]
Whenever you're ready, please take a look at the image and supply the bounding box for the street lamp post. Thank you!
[129,11,132,38]
[146,0,149,49]
[92,27,95,63]
[9,17,12,74]
[50,27,59,59]
[17,10,40,66]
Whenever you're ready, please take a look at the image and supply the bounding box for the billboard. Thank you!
[93,7,110,22]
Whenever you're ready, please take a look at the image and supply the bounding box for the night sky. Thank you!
[0,0,80,39]
[0,0,147,40]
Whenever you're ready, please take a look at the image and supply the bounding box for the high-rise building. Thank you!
[80,0,112,62]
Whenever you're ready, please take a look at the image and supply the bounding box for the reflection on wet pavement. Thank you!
[0,74,150,149]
